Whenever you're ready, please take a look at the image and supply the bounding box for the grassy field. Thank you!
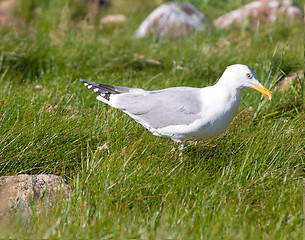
[0,0,304,238]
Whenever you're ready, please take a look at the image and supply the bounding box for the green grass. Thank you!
[0,0,304,238]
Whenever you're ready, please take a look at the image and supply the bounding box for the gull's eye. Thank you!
[246,73,251,78]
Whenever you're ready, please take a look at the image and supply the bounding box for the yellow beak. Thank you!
[249,82,272,100]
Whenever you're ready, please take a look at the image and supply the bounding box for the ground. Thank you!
[0,0,303,238]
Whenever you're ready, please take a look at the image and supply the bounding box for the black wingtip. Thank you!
[79,79,99,86]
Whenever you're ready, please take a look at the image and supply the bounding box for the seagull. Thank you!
[80,64,271,144]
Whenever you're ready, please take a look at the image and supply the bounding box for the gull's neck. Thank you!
[197,76,243,139]
[213,77,243,106]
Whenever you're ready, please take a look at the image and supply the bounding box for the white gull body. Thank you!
[80,64,271,143]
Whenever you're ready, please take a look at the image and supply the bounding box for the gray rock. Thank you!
[0,174,70,219]
[277,71,303,90]
[134,2,209,39]
[0,12,24,29]
[213,0,303,29]
[0,0,17,15]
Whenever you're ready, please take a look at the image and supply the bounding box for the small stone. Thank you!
[0,174,70,219]
[35,84,43,89]
[0,12,23,29]
[101,14,126,24]
[146,59,161,65]
[0,0,17,15]
[278,71,303,90]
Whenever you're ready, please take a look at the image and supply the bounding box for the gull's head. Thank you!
[221,64,272,100]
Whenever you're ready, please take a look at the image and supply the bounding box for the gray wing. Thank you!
[114,87,202,129]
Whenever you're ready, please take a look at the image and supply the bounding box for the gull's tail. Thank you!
[80,79,130,101]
